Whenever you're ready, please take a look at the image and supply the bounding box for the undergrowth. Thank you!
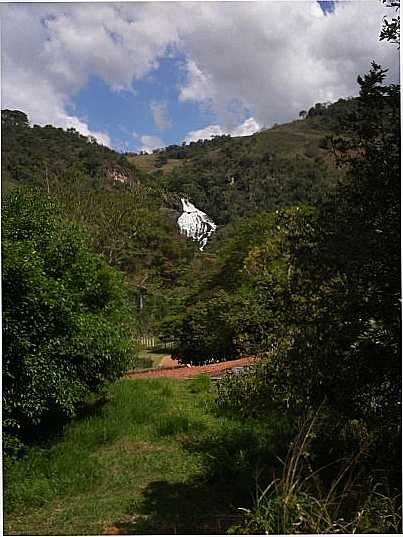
[229,410,402,534]
[5,376,400,535]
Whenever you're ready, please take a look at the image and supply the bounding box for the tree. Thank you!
[2,189,135,456]
[380,0,400,45]
[217,58,400,490]
[1,109,29,129]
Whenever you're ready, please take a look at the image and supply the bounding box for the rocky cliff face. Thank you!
[177,198,216,250]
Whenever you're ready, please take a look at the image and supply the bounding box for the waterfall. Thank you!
[177,198,216,250]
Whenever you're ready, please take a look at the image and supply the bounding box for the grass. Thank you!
[127,154,185,175]
[134,349,169,369]
[4,376,271,535]
[128,117,337,177]
[6,376,399,535]
[229,411,402,535]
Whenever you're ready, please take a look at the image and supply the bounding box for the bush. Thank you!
[172,291,241,364]
[2,189,135,455]
[216,351,292,418]
[229,413,402,534]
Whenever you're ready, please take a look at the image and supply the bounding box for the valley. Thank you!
[2,54,401,535]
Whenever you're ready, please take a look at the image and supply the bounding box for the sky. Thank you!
[1,1,399,153]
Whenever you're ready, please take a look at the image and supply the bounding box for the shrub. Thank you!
[172,291,238,364]
[2,189,135,455]
[230,413,402,534]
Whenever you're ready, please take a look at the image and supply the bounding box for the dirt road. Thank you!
[125,356,256,380]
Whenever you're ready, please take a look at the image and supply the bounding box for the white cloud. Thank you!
[179,60,215,104]
[1,1,399,145]
[185,117,262,143]
[138,134,165,154]
[150,101,172,130]
[231,117,262,137]
[1,2,182,145]
[310,2,325,19]
[177,1,399,128]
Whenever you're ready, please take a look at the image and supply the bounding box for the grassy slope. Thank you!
[128,154,185,176]
[4,377,283,535]
[251,121,334,161]
[128,119,336,175]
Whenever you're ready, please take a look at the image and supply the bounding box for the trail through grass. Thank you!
[4,376,277,535]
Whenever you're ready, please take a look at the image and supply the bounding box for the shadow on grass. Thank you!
[116,478,245,535]
[20,394,110,449]
[112,422,287,535]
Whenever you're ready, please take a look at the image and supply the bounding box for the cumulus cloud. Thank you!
[185,117,262,143]
[138,134,165,154]
[1,2,182,145]
[177,1,399,128]
[150,101,172,130]
[1,1,399,145]
[179,60,216,104]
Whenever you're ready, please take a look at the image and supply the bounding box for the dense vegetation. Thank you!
[2,110,204,338]
[164,60,400,531]
[2,189,134,456]
[131,119,344,226]
[2,109,140,191]
[2,2,400,533]
[162,10,400,532]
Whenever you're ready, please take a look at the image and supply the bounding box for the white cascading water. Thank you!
[177,198,216,250]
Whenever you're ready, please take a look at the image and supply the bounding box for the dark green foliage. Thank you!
[172,292,238,364]
[1,110,140,192]
[130,119,343,227]
[217,352,290,418]
[274,63,401,429]
[56,188,200,338]
[2,11,401,534]
[173,206,320,364]
[1,109,205,343]
[2,189,135,455]
[149,134,231,160]
[305,97,360,133]
[215,62,401,495]
[162,125,341,226]
[57,188,196,280]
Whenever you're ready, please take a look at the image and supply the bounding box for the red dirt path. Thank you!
[125,356,256,380]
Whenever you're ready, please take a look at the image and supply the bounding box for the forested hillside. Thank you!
[2,103,346,340]
[129,109,346,225]
[2,110,141,192]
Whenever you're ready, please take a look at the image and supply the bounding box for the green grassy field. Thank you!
[4,377,281,535]
[127,153,186,176]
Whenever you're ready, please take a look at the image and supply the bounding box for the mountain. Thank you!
[1,109,143,193]
[1,102,350,335]
[128,109,348,226]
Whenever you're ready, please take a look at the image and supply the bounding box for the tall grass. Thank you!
[5,376,248,536]
[230,411,402,534]
[4,379,208,519]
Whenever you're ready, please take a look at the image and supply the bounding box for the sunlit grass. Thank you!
[3,377,238,535]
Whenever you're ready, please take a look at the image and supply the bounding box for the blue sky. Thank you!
[67,1,336,152]
[2,1,398,153]
[318,0,336,15]
[68,54,218,152]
